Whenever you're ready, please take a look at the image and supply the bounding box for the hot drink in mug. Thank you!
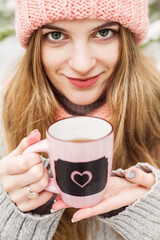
[24,116,114,208]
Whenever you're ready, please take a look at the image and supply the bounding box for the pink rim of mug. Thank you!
[47,116,113,143]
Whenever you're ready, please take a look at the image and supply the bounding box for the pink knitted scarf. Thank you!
[56,102,111,122]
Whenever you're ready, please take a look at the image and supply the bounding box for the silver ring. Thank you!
[26,186,39,200]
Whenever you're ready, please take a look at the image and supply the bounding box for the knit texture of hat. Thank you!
[15,0,149,47]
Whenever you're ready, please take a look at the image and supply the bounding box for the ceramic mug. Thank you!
[24,116,114,208]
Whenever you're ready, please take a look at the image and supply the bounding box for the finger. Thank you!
[107,175,135,190]
[2,162,46,192]
[72,196,125,222]
[1,153,41,175]
[9,186,36,203]
[9,169,49,204]
[11,130,41,156]
[72,186,148,222]
[125,167,155,189]
[52,199,69,210]
[55,194,61,201]
[16,191,54,212]
[29,167,49,192]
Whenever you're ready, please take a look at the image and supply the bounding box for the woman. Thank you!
[0,0,160,239]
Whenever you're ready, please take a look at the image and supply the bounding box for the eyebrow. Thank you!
[92,21,119,32]
[42,21,119,32]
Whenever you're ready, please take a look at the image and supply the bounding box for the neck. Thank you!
[50,83,107,116]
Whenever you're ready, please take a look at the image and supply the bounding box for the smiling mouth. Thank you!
[68,74,100,81]
[66,74,101,88]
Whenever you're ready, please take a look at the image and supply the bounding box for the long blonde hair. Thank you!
[2,25,160,240]
[108,28,160,169]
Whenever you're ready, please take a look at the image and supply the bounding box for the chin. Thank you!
[65,90,102,106]
[69,98,97,106]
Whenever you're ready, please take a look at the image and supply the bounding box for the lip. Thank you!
[66,74,101,88]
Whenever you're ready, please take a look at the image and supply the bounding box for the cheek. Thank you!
[100,42,120,68]
[41,48,51,71]
[110,42,120,65]
[41,47,64,72]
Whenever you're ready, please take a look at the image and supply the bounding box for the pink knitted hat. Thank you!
[15,0,149,47]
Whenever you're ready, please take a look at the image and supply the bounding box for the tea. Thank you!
[70,138,92,142]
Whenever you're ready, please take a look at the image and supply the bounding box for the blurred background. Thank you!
[0,0,160,84]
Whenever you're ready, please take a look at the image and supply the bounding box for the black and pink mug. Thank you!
[24,116,114,208]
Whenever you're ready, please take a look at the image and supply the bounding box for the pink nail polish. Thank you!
[29,129,39,135]
[50,209,59,213]
[71,218,80,223]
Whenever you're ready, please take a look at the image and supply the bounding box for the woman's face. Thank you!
[41,19,120,105]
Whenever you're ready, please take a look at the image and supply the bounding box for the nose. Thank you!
[68,43,96,75]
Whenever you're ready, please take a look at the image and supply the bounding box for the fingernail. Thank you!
[50,209,59,213]
[29,129,39,135]
[127,170,136,178]
[71,218,80,223]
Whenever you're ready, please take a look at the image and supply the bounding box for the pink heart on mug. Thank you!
[70,171,93,188]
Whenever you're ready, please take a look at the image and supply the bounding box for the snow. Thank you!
[0,36,25,84]
[144,20,160,42]
[0,0,15,11]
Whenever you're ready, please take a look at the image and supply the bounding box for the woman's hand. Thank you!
[0,130,53,212]
[52,167,155,222]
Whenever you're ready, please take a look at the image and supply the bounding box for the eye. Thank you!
[47,31,65,41]
[95,29,113,39]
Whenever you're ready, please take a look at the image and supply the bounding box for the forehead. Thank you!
[42,19,119,31]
